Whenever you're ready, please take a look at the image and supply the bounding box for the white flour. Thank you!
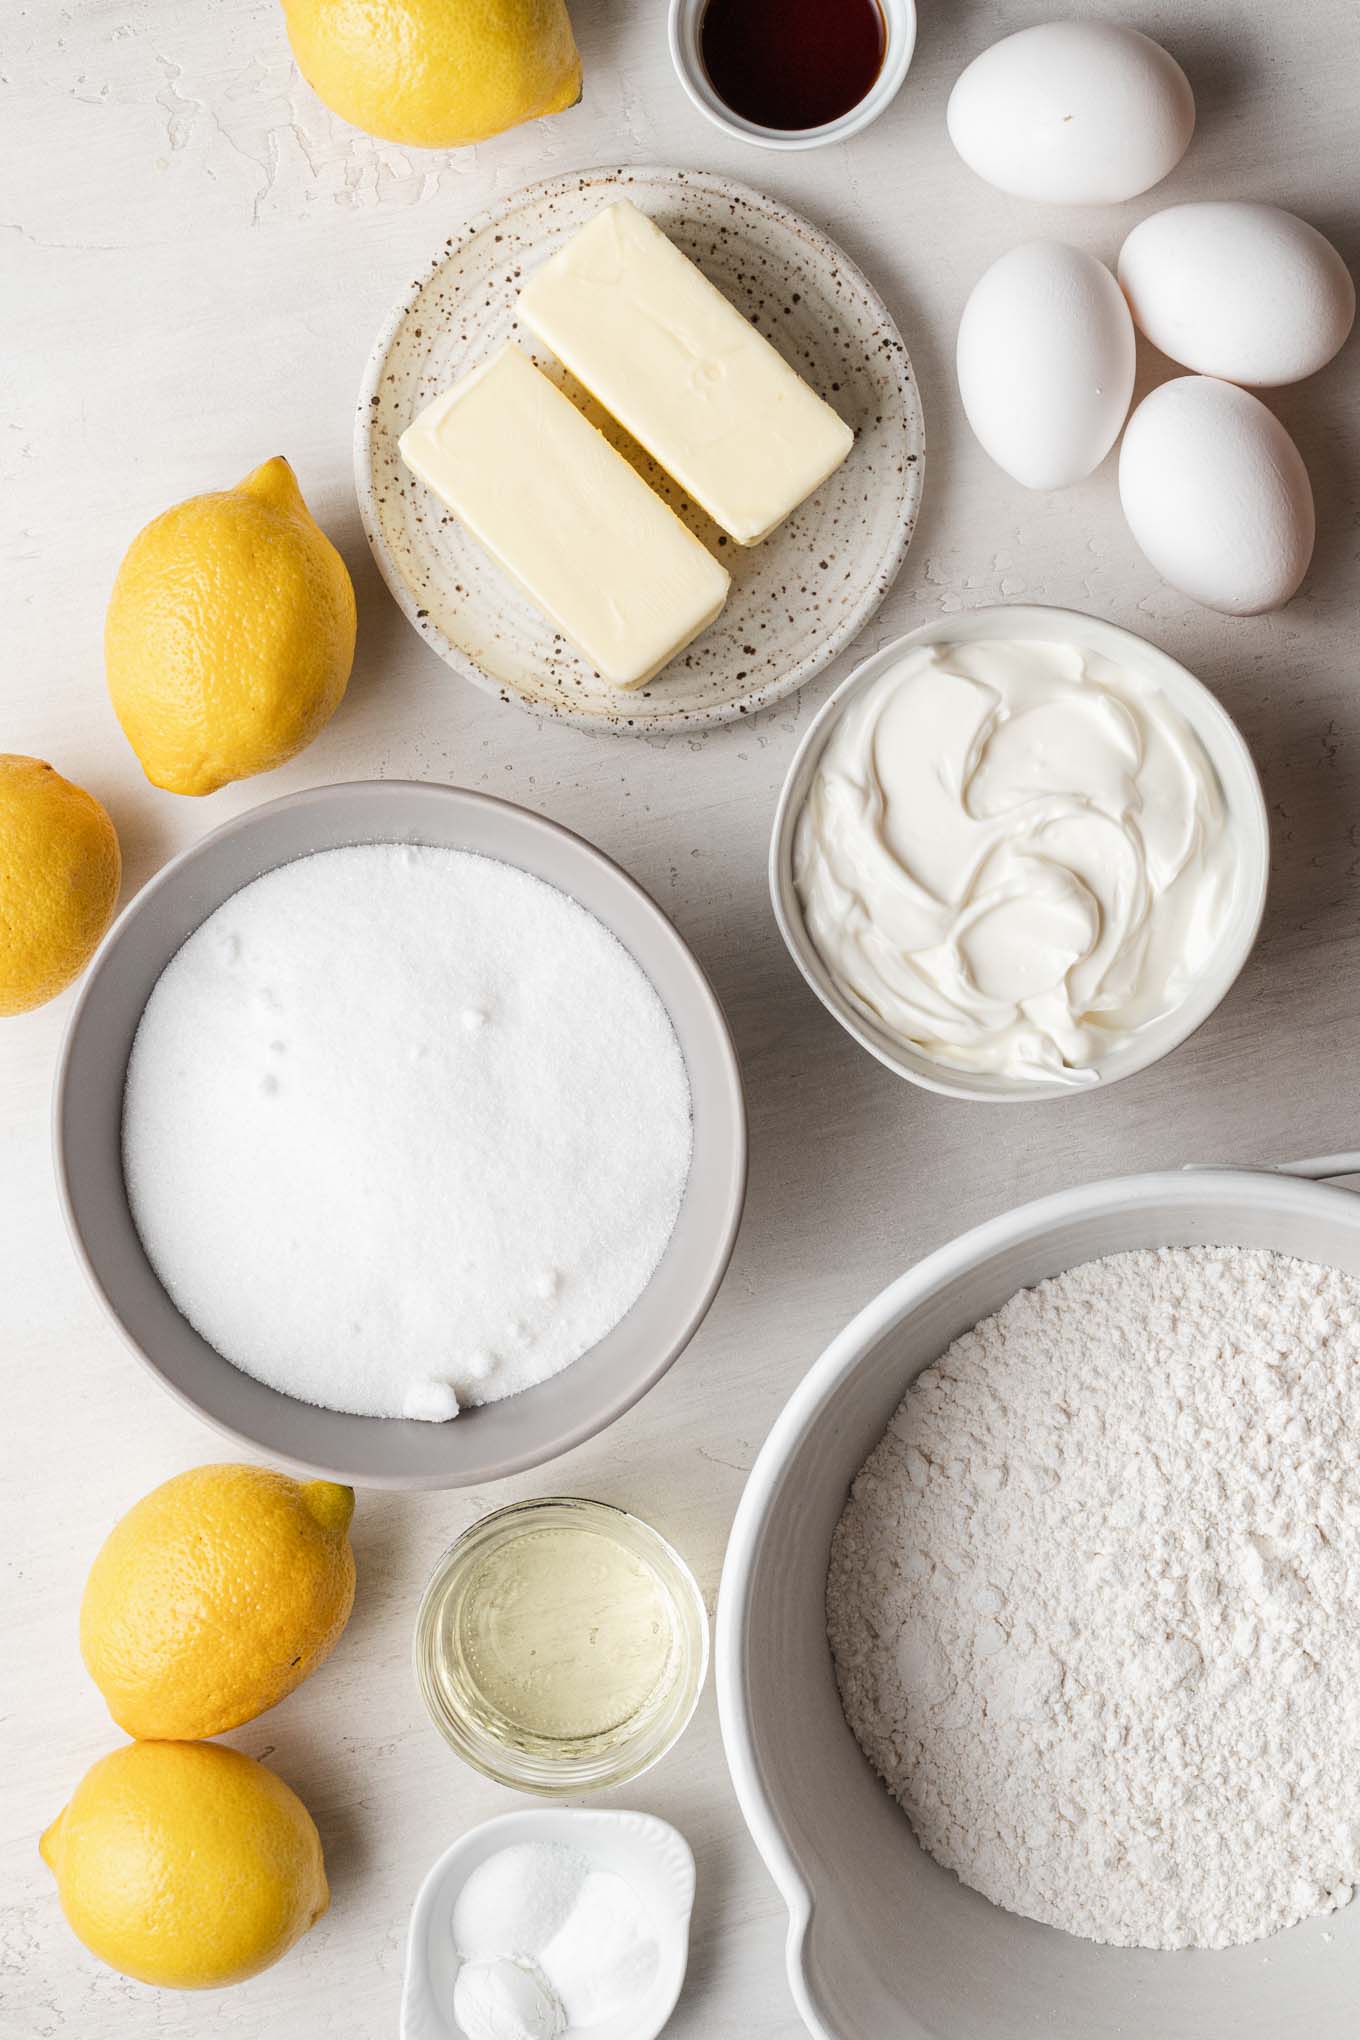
[123,845,692,1421]
[828,1246,1360,1949]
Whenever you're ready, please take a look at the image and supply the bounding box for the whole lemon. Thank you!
[105,457,356,797]
[41,1740,328,1989]
[0,756,121,1016]
[81,1464,356,1742]
[281,0,582,149]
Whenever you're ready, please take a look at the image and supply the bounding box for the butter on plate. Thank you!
[520,200,855,546]
[398,344,730,691]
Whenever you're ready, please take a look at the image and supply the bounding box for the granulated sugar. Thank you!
[122,845,692,1421]
[828,1246,1360,1950]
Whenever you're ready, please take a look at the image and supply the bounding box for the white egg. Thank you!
[957,242,1136,490]
[1118,377,1314,614]
[947,21,1195,205]
[1118,202,1355,387]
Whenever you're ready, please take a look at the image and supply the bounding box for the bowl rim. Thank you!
[768,603,1271,1103]
[714,1157,1360,2039]
[52,779,747,1489]
[666,0,918,153]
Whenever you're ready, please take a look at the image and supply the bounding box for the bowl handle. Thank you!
[1184,1152,1360,1186]
[1272,1152,1360,1183]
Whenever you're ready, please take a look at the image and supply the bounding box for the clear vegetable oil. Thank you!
[416,1499,703,1787]
[453,1521,674,1743]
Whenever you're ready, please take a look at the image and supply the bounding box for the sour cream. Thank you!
[793,639,1235,1086]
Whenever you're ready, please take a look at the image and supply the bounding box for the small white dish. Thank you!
[668,0,917,151]
[400,1807,696,2040]
[769,605,1270,1103]
[356,164,923,734]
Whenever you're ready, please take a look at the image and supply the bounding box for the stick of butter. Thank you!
[519,200,855,546]
[398,345,730,690]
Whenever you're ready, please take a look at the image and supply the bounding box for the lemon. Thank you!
[281,0,582,149]
[0,756,121,1016]
[41,1739,328,1990]
[105,457,356,797]
[81,1464,356,1742]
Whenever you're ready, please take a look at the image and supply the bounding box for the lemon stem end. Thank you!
[301,1481,355,1540]
[39,1810,64,1870]
[235,456,303,517]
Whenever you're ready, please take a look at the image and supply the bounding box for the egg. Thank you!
[957,242,1136,490]
[1118,377,1314,614]
[947,21,1195,205]
[1118,202,1355,387]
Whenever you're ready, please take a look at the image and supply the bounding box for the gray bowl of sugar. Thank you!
[54,780,746,1489]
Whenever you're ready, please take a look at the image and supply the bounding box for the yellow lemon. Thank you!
[105,457,356,797]
[281,0,582,149]
[81,1464,356,1742]
[41,1740,328,1990]
[0,756,121,1016]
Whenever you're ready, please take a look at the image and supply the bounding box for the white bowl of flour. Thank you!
[718,1152,1360,2039]
[55,781,746,1488]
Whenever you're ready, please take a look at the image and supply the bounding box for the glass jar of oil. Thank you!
[414,1497,709,1793]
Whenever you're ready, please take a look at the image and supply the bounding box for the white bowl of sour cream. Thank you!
[771,607,1268,1101]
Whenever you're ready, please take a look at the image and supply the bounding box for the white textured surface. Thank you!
[2,2,1357,2035]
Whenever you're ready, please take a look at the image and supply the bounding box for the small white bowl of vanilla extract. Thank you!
[668,0,916,151]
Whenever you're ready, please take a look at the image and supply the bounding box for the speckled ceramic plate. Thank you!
[355,165,924,734]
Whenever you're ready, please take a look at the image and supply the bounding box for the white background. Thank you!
[3,1,1357,2033]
